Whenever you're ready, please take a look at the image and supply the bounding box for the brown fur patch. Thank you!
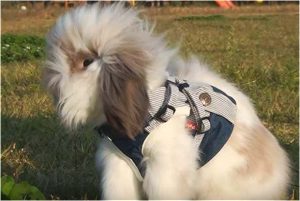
[228,123,281,180]
[60,41,97,73]
[102,77,149,139]
[99,46,150,139]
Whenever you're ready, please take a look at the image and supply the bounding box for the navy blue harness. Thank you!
[96,79,236,178]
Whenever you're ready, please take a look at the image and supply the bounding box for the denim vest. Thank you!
[96,78,237,182]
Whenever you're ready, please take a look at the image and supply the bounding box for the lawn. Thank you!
[1,3,299,199]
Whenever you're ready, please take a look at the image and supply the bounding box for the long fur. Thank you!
[44,4,291,199]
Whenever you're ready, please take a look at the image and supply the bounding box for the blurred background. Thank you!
[1,1,299,200]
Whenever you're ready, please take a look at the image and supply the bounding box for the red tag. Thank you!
[186,120,197,131]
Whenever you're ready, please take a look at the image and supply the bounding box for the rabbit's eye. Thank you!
[83,58,94,68]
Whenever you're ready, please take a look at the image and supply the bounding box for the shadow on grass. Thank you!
[281,140,299,198]
[2,114,298,199]
[1,114,100,200]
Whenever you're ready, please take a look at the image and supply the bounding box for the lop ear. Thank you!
[100,49,150,139]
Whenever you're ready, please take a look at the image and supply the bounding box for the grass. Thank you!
[1,34,45,63]
[1,61,99,199]
[1,3,299,199]
[175,14,226,21]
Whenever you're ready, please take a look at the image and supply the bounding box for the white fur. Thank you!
[141,106,198,199]
[45,4,290,199]
[96,139,144,199]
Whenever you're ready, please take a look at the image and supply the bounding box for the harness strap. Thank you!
[99,133,144,182]
[148,82,172,123]
[96,77,237,181]
[174,79,203,134]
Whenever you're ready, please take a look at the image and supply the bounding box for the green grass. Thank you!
[1,4,299,199]
[1,61,99,199]
[175,14,226,21]
[1,34,45,63]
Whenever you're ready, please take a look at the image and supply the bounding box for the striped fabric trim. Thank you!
[146,77,236,134]
[185,82,236,124]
